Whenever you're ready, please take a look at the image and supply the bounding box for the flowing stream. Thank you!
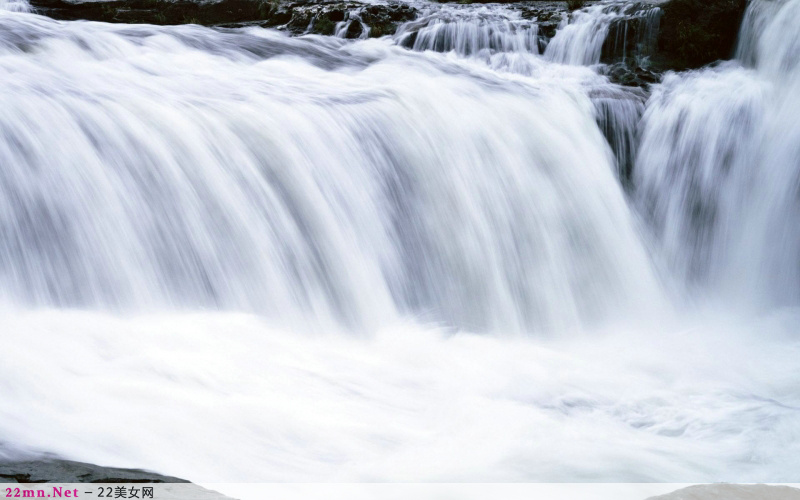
[0,0,799,483]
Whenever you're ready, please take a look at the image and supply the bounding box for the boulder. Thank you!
[656,0,748,69]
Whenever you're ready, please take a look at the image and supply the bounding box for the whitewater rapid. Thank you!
[0,0,799,484]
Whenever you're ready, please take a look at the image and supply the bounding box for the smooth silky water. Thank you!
[0,0,799,483]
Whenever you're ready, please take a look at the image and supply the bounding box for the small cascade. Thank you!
[335,11,368,39]
[0,0,29,12]
[600,3,661,64]
[387,1,666,184]
[394,5,543,56]
[545,1,662,66]
[593,87,646,182]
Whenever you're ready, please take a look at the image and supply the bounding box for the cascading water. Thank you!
[544,1,661,66]
[395,5,542,56]
[391,2,653,181]
[0,10,661,334]
[0,0,27,12]
[634,0,800,307]
[1,0,799,486]
[593,86,646,182]
[633,64,767,285]
[735,0,782,67]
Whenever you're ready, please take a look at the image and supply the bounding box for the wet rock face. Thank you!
[591,0,747,73]
[285,3,350,35]
[360,3,417,37]
[656,0,748,69]
[518,4,566,38]
[602,61,661,87]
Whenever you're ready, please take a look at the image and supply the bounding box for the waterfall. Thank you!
[634,0,800,306]
[1,0,800,487]
[0,7,663,334]
[634,65,768,284]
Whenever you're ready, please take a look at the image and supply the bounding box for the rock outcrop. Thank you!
[29,0,418,38]
[647,484,800,500]
[0,456,235,499]
[0,457,188,483]
[656,0,748,69]
[593,0,748,81]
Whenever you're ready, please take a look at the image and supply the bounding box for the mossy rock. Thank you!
[657,0,748,69]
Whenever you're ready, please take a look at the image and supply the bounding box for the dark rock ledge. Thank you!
[0,456,235,498]
[656,0,748,70]
[0,457,188,483]
[29,0,419,38]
